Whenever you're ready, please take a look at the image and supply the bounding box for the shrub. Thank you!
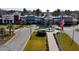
[36,30,46,37]
[0,27,5,36]
[56,32,61,35]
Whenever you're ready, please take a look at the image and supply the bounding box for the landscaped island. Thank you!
[0,24,27,45]
[0,27,14,45]
[23,30,49,51]
[75,29,79,32]
[54,32,79,51]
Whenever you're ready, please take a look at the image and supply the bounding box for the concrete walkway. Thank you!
[0,25,36,51]
[46,31,59,51]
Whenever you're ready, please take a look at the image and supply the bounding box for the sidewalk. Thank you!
[46,31,59,51]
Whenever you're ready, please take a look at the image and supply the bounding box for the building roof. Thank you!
[43,10,53,20]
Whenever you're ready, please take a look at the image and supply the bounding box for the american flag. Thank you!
[60,19,64,30]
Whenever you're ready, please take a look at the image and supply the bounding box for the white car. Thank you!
[52,25,61,30]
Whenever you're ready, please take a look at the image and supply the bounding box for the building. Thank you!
[1,12,21,24]
[34,16,43,24]
[2,15,14,24]
[43,10,53,26]
[53,15,74,25]
[13,12,21,24]
[53,15,78,25]
[20,15,37,24]
[0,15,2,24]
[0,10,78,26]
[39,10,78,26]
[21,10,77,26]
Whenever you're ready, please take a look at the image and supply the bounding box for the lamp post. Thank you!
[71,19,76,45]
[30,25,32,40]
[8,20,12,36]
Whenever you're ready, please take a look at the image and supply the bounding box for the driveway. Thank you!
[0,25,36,51]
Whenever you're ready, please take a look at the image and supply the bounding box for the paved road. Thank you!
[0,25,36,51]
[64,25,79,45]
[46,31,59,51]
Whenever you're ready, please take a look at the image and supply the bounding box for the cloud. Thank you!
[0,0,79,11]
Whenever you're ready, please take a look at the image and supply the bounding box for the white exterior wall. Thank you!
[9,15,14,23]
[2,15,14,23]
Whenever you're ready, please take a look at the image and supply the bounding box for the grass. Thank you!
[55,32,79,51]
[23,31,47,51]
[75,29,79,32]
[0,25,8,30]
[10,25,27,30]
[0,24,28,30]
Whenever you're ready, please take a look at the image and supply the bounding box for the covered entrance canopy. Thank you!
[43,10,53,26]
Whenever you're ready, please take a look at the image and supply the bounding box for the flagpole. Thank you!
[60,12,64,42]
[71,19,75,45]
[59,16,63,50]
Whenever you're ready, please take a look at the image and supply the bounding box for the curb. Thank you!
[0,34,16,48]
[0,27,26,48]
[53,33,63,51]
[46,33,49,51]
[21,29,34,51]
[21,34,31,51]
[46,32,59,51]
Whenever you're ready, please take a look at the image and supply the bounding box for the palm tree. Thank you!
[7,25,13,36]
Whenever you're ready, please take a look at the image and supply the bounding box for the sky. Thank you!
[0,0,79,12]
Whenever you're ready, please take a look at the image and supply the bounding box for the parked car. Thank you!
[52,25,61,30]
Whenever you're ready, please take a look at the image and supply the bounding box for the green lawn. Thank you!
[55,32,79,51]
[10,25,27,30]
[23,32,47,51]
[0,25,8,30]
[75,29,79,32]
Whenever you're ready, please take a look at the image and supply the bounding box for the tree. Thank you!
[0,28,5,39]
[21,8,28,16]
[23,8,27,13]
[33,10,36,15]
[7,25,13,36]
[57,9,60,13]
[52,9,61,16]
[35,9,42,16]
[8,10,16,14]
[41,13,44,16]
[20,20,26,25]
[64,9,71,15]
